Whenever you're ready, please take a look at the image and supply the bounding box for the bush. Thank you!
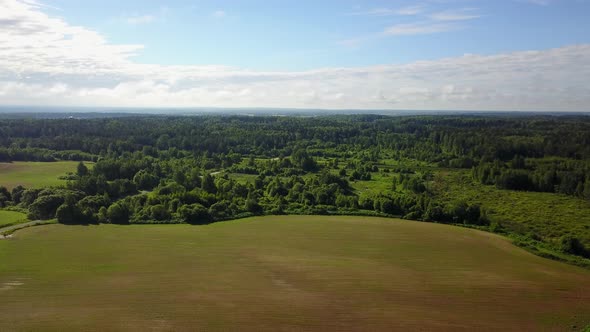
[559,235,589,258]
[107,202,130,224]
[28,195,65,220]
[178,203,211,224]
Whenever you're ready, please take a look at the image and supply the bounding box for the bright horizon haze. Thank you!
[0,0,589,111]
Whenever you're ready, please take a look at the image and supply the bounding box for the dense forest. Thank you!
[1,114,589,262]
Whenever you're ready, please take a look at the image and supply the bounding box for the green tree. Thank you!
[107,202,130,224]
[201,173,217,194]
[178,203,210,224]
[560,235,589,258]
[77,161,89,176]
[28,195,65,220]
[56,196,83,224]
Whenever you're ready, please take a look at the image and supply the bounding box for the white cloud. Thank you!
[348,5,425,17]
[429,8,480,21]
[397,5,426,16]
[0,0,589,111]
[212,10,226,18]
[125,14,155,25]
[348,5,480,43]
[383,22,457,36]
[521,0,552,5]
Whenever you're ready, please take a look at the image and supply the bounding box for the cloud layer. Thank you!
[0,0,589,111]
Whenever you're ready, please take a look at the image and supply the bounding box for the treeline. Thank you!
[473,155,590,198]
[0,156,488,231]
[0,147,96,162]
[2,115,590,164]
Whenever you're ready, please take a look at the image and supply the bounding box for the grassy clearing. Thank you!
[1,216,589,331]
[351,171,395,195]
[0,210,27,228]
[0,161,82,189]
[434,169,590,247]
[226,172,257,184]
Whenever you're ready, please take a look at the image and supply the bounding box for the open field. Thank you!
[0,161,81,189]
[434,169,590,247]
[1,216,590,331]
[0,210,27,228]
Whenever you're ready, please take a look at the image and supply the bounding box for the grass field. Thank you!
[433,169,590,247]
[0,161,82,189]
[1,216,589,331]
[0,210,27,228]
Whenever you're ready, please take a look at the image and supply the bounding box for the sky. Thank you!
[0,0,589,111]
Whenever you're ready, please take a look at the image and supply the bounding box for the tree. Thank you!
[201,173,217,194]
[98,206,108,223]
[28,195,65,220]
[0,186,11,207]
[11,185,25,204]
[560,235,589,258]
[77,161,89,176]
[245,198,263,214]
[107,201,130,224]
[291,149,317,172]
[150,204,170,221]
[465,204,481,225]
[133,170,159,190]
[56,198,83,224]
[178,203,210,224]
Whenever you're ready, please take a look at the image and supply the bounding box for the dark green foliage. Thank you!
[76,161,89,176]
[559,236,589,258]
[201,173,216,194]
[291,149,317,172]
[133,170,159,190]
[28,195,64,220]
[10,185,25,204]
[0,186,11,207]
[150,204,170,221]
[56,200,83,225]
[107,202,130,224]
[178,203,211,224]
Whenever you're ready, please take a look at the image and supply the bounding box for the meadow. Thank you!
[0,210,27,228]
[433,169,590,247]
[0,161,81,189]
[1,216,589,331]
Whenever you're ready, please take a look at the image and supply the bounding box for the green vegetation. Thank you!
[1,216,589,331]
[1,114,590,266]
[0,210,26,228]
[0,161,81,189]
[434,169,590,246]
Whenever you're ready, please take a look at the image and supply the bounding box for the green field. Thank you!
[1,216,589,331]
[0,161,81,189]
[0,210,27,228]
[434,169,590,247]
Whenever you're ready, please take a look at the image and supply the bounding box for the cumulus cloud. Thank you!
[0,0,589,111]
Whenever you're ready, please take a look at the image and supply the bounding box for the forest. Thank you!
[1,114,589,262]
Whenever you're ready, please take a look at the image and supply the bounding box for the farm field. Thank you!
[0,161,81,189]
[0,210,27,228]
[1,216,589,331]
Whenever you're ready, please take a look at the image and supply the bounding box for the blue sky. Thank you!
[44,0,590,70]
[0,0,589,110]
